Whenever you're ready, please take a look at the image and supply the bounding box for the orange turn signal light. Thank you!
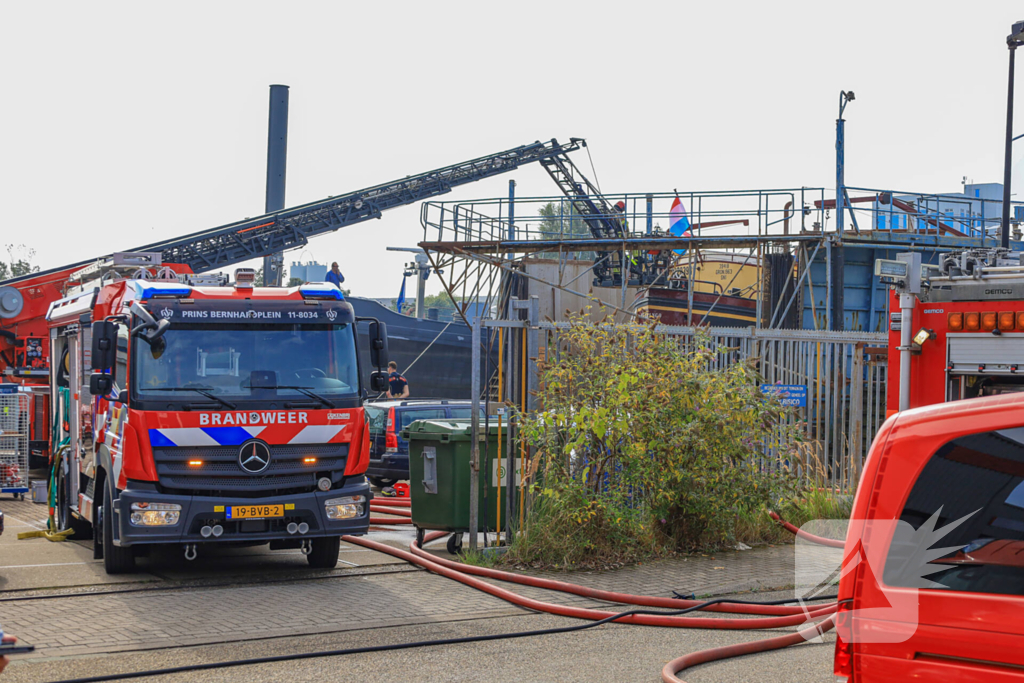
[965,312,981,331]
[999,312,1016,331]
[303,457,317,464]
[1017,312,1024,330]
[981,312,997,331]
[948,312,963,331]
[188,460,203,467]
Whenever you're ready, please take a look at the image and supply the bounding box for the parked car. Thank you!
[835,391,1024,681]
[363,399,487,488]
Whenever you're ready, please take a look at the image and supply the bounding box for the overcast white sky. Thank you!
[2,1,1023,297]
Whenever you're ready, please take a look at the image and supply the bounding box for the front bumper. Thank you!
[366,453,409,480]
[115,478,372,546]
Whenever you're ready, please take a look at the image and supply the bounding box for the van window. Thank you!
[449,407,485,420]
[885,428,1024,596]
[399,408,447,430]
[365,406,388,435]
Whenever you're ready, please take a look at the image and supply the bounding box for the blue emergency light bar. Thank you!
[298,283,345,300]
[131,281,193,299]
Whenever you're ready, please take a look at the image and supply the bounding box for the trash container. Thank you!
[403,419,520,553]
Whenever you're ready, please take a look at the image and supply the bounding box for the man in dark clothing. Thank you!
[325,262,344,288]
[387,361,409,399]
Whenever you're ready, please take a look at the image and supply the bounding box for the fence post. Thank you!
[849,342,865,488]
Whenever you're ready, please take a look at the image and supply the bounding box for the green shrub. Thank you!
[509,314,803,567]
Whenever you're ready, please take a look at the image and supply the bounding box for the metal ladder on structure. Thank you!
[539,150,654,287]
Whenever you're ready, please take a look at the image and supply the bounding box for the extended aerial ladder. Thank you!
[0,138,583,380]
[539,142,667,287]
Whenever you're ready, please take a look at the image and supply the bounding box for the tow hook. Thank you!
[184,544,198,561]
[300,540,312,555]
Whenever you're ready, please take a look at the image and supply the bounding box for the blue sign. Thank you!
[761,384,807,407]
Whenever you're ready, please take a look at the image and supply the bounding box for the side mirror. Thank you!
[89,374,114,397]
[115,389,128,404]
[369,371,389,393]
[147,318,171,343]
[368,321,389,369]
[91,321,117,370]
[130,302,171,345]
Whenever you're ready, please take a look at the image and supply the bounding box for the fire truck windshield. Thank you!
[132,322,359,405]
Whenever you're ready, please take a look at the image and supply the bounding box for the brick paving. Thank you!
[0,540,820,658]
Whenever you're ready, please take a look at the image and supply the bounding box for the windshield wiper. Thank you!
[266,385,336,409]
[156,387,237,410]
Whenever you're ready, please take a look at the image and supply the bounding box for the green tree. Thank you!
[420,292,457,314]
[536,202,595,260]
[0,244,39,281]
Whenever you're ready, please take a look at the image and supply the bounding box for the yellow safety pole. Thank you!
[519,327,527,532]
[496,328,503,540]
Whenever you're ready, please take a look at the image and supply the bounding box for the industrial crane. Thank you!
[0,138,583,380]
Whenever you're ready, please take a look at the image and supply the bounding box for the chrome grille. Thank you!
[152,443,348,494]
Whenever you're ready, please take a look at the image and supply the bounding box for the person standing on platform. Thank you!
[325,262,345,288]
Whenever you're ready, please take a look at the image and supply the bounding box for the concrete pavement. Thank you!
[1,493,837,682]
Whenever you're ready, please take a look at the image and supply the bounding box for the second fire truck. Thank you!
[882,247,1024,415]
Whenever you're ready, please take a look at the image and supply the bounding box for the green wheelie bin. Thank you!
[403,419,519,554]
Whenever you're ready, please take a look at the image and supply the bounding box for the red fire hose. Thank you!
[767,511,846,548]
[660,614,837,682]
[405,541,814,616]
[350,509,844,680]
[343,532,836,630]
[372,498,410,507]
[369,505,412,517]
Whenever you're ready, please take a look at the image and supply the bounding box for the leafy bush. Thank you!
[509,314,802,568]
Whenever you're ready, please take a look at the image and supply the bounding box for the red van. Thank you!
[835,392,1024,680]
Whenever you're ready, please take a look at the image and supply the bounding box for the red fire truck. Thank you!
[40,255,388,573]
[883,248,1024,415]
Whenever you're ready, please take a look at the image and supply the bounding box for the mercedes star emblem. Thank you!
[238,439,272,474]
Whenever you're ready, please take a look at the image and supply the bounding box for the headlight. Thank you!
[129,502,181,526]
[325,495,365,520]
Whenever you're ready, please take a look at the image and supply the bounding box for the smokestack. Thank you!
[263,84,289,285]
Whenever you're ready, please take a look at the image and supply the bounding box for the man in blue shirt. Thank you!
[325,262,345,289]
[387,361,409,399]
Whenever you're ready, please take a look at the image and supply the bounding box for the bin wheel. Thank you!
[447,533,463,555]
[415,526,425,549]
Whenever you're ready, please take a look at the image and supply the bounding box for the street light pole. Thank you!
[836,90,855,235]
[1002,21,1024,249]
[833,90,854,331]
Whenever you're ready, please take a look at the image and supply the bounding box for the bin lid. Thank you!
[402,419,508,441]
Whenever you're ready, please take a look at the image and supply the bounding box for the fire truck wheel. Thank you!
[306,536,341,569]
[100,479,135,574]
